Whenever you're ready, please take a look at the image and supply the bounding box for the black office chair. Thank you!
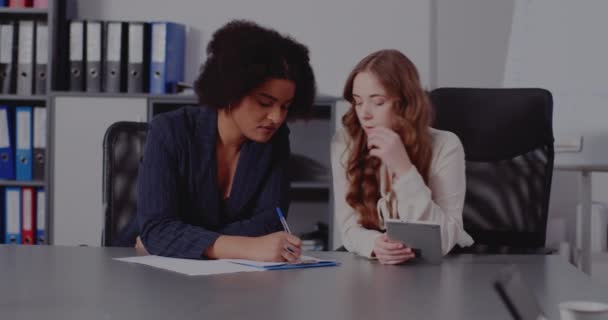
[430,88,554,254]
[102,121,148,247]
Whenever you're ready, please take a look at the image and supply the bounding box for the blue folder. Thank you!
[149,22,185,94]
[228,257,339,270]
[261,260,339,270]
[15,106,32,181]
[0,105,15,179]
[0,187,4,244]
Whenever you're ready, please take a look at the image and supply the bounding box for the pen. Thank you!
[275,207,292,234]
[275,207,297,255]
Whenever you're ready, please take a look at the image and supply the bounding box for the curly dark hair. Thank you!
[195,20,316,119]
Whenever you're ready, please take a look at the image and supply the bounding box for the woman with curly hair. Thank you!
[133,20,316,261]
[331,49,473,264]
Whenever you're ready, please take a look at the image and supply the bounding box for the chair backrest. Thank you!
[102,121,148,247]
[430,88,554,252]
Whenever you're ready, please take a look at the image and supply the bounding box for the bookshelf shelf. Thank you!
[0,95,47,102]
[0,8,48,16]
[0,180,45,187]
[49,91,153,99]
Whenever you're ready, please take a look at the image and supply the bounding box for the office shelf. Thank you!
[0,95,47,102]
[49,91,153,99]
[0,180,45,187]
[0,8,48,16]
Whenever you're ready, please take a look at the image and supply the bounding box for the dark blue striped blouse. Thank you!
[136,106,290,259]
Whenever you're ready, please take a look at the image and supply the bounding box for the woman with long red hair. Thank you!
[332,49,473,264]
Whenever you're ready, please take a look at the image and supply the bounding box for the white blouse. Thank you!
[331,127,474,258]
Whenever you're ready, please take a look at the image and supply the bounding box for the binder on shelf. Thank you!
[17,20,34,95]
[127,22,150,93]
[85,21,102,92]
[103,21,126,93]
[21,187,34,244]
[69,20,85,91]
[15,106,32,181]
[32,0,47,8]
[5,187,20,244]
[8,0,32,7]
[149,22,185,94]
[34,21,47,95]
[32,106,44,180]
[35,187,44,244]
[0,22,17,94]
[0,187,4,244]
[0,106,15,180]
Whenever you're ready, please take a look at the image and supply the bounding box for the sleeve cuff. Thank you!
[345,229,381,259]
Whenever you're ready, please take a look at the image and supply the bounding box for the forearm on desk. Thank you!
[205,235,257,259]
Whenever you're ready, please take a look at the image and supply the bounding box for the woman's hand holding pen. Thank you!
[366,127,412,179]
[250,231,302,262]
[373,234,415,265]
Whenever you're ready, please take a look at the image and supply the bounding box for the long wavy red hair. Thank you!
[342,49,434,231]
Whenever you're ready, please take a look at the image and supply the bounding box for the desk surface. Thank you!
[1,245,607,320]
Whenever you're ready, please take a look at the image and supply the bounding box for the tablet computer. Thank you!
[385,220,443,264]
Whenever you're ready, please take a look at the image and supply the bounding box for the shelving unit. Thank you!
[0,0,70,245]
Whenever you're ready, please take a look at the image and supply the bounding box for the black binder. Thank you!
[103,21,127,93]
[16,20,34,95]
[126,22,151,93]
[32,106,46,181]
[34,21,47,95]
[69,20,85,91]
[85,20,103,92]
[0,21,17,94]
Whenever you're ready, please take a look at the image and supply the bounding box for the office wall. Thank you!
[74,0,433,96]
[435,0,515,88]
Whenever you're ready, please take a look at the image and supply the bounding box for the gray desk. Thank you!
[554,137,608,275]
[1,245,607,320]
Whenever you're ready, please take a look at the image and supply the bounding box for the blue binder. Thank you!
[15,106,32,181]
[149,22,185,94]
[4,187,21,244]
[0,105,15,179]
[36,187,45,244]
[0,187,4,244]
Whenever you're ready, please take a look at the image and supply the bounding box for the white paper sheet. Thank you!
[114,255,264,276]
